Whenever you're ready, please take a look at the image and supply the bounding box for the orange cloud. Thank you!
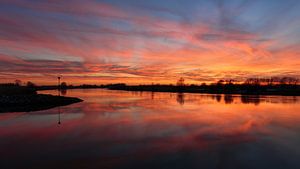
[0,0,299,85]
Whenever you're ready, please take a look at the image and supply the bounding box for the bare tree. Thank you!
[177,78,185,86]
[61,82,67,89]
[15,79,22,86]
[244,78,260,85]
[26,81,35,87]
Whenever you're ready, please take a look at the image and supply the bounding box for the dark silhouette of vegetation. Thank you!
[1,76,299,112]
[15,79,22,86]
[106,77,300,96]
[0,83,36,95]
[0,81,82,113]
[1,76,300,99]
[26,81,36,88]
[61,82,67,89]
[177,77,185,92]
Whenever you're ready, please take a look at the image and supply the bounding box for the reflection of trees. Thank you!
[177,78,185,86]
[241,95,260,105]
[211,94,222,102]
[224,94,234,104]
[216,95,222,102]
[291,96,298,103]
[177,78,185,92]
[176,93,185,105]
[60,89,67,96]
[61,82,67,89]
[58,106,61,126]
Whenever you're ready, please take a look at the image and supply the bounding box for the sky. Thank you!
[0,0,300,85]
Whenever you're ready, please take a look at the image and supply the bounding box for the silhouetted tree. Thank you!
[61,82,67,89]
[266,78,273,86]
[15,79,22,86]
[295,79,299,85]
[286,77,298,85]
[177,77,185,86]
[176,78,185,92]
[217,80,225,85]
[26,81,35,88]
[200,83,207,87]
[245,78,260,86]
[225,79,235,84]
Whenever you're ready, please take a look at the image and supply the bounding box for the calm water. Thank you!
[1,89,300,169]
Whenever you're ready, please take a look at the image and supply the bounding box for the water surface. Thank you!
[1,89,300,169]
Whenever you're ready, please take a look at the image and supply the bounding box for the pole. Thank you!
[58,76,61,96]
[58,106,61,125]
[57,75,61,125]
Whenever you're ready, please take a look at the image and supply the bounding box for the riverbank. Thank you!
[0,94,82,113]
[0,85,82,113]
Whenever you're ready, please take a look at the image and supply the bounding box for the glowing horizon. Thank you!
[0,0,300,85]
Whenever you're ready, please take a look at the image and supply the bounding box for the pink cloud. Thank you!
[0,0,299,85]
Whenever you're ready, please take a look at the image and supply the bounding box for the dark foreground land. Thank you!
[0,86,82,113]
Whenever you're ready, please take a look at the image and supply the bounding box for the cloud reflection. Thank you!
[1,89,300,168]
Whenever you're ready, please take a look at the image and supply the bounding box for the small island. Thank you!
[0,84,82,113]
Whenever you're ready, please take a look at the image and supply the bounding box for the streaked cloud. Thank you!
[0,0,299,84]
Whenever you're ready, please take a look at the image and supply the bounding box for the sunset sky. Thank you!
[0,0,300,85]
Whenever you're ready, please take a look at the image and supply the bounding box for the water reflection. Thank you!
[241,95,260,105]
[208,94,298,105]
[176,93,185,105]
[1,89,300,169]
[57,106,61,125]
[216,94,222,102]
[126,91,300,106]
[224,94,234,104]
[60,89,67,96]
[151,92,154,100]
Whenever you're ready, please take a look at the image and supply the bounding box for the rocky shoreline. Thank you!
[0,94,82,113]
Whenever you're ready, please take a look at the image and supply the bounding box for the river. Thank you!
[0,89,300,169]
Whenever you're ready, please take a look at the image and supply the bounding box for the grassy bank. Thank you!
[0,85,82,113]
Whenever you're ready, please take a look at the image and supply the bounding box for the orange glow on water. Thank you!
[1,89,300,168]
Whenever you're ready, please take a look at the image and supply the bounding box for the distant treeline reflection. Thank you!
[174,93,298,105]
[129,91,299,105]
